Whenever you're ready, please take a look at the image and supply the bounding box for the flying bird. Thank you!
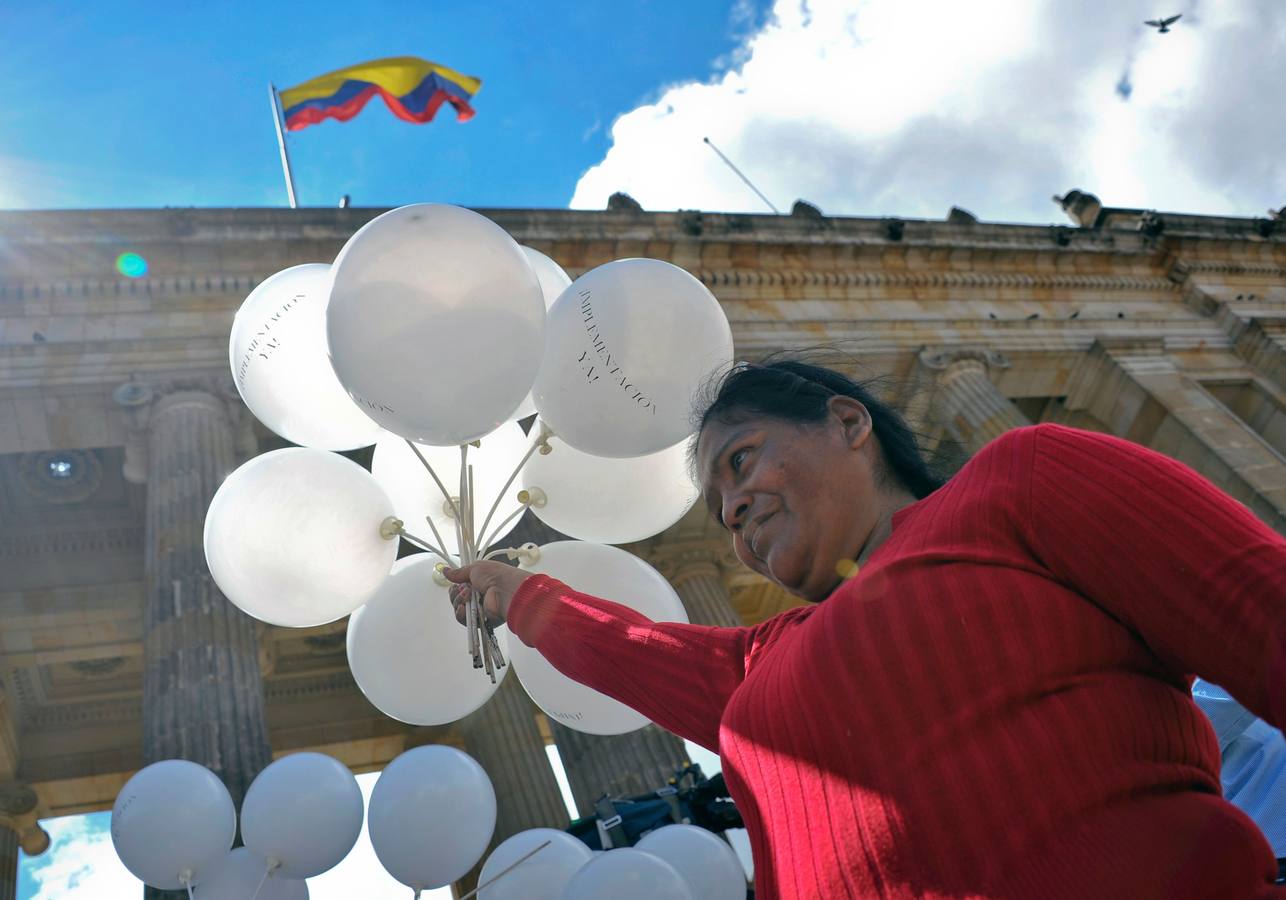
[1144,14,1181,33]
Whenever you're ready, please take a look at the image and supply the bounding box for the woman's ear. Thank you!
[827,395,873,450]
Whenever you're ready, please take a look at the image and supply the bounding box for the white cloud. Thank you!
[571,0,1286,223]
[21,813,141,900]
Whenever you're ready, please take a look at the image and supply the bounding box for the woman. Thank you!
[446,359,1286,899]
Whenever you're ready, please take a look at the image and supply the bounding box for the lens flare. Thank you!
[115,252,148,278]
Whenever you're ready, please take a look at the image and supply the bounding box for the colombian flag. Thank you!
[279,57,481,131]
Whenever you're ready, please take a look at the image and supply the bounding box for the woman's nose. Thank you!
[724,497,750,530]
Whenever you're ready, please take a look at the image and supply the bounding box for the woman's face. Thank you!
[695,396,884,601]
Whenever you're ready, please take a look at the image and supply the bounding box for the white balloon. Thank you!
[511,541,688,735]
[561,848,695,900]
[368,745,497,891]
[522,428,698,544]
[508,247,574,422]
[327,204,546,445]
[229,264,382,451]
[195,848,308,900]
[478,828,592,900]
[347,555,508,725]
[371,423,531,557]
[636,825,745,900]
[532,258,733,457]
[110,760,235,890]
[241,752,363,879]
[204,448,398,628]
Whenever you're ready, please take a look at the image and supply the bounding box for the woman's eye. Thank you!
[730,448,749,472]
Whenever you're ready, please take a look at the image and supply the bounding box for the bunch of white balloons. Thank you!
[206,202,736,735]
[111,745,498,899]
[476,822,747,900]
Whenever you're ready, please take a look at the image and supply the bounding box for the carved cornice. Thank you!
[24,696,140,729]
[697,269,1178,294]
[264,670,360,703]
[1178,261,1286,279]
[647,538,747,589]
[0,524,143,558]
[0,275,262,302]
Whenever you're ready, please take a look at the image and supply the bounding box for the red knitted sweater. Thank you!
[508,425,1286,899]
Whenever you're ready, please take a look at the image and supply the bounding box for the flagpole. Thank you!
[268,83,298,208]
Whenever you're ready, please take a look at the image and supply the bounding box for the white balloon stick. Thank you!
[457,840,552,900]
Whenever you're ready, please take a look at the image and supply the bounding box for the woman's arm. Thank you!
[1016,424,1286,728]
[505,574,813,751]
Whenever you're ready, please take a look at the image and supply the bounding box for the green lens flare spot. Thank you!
[115,252,148,278]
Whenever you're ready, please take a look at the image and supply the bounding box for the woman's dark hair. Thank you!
[694,356,945,499]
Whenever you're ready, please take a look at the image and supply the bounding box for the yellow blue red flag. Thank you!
[279,57,481,131]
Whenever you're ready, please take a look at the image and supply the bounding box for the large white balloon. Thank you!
[347,555,507,725]
[371,423,531,557]
[508,247,574,422]
[204,448,398,628]
[368,745,497,892]
[477,827,592,900]
[110,760,235,891]
[636,825,745,900]
[521,428,698,544]
[195,848,308,900]
[327,204,546,445]
[561,848,695,900]
[241,752,364,879]
[532,258,733,457]
[511,541,688,735]
[229,264,382,451]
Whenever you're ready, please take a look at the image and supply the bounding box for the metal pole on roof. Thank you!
[269,83,299,208]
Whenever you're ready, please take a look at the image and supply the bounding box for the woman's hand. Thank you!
[442,561,535,627]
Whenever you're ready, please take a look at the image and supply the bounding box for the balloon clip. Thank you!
[442,496,462,519]
[379,516,404,540]
[469,439,482,448]
[490,542,541,567]
[432,564,450,587]
[536,422,555,456]
[516,486,547,509]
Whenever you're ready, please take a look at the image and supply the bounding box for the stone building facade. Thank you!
[0,198,1283,896]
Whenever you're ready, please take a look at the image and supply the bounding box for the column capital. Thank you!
[646,538,740,588]
[112,375,256,483]
[917,346,1012,375]
[0,783,49,856]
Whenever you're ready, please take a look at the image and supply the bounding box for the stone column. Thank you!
[0,828,14,900]
[919,348,1031,455]
[1065,338,1286,534]
[551,722,688,818]
[453,675,570,895]
[0,782,49,900]
[117,382,272,900]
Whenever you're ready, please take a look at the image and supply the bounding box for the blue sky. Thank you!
[0,0,770,210]
[2,1,1281,221]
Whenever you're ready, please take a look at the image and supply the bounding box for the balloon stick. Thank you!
[404,440,463,524]
[248,858,280,900]
[473,422,550,550]
[389,525,452,565]
[456,840,552,900]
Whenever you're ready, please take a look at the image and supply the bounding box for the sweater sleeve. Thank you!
[1018,424,1286,729]
[507,574,814,751]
